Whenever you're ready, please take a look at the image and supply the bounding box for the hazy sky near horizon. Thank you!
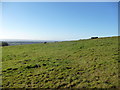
[1,2,118,40]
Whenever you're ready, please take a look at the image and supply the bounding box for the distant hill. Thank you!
[2,36,119,88]
[0,40,57,46]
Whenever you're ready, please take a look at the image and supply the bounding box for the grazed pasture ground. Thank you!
[2,36,119,88]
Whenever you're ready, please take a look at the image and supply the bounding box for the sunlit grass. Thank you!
[2,36,119,88]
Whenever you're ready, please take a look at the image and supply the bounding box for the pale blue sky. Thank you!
[1,2,118,40]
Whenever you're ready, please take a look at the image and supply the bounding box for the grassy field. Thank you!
[2,36,119,88]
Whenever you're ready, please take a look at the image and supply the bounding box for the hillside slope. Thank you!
[2,36,119,88]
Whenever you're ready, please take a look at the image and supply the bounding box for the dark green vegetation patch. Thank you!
[2,36,119,88]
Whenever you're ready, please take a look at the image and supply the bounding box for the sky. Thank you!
[1,2,118,40]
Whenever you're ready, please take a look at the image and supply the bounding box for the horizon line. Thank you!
[0,35,119,41]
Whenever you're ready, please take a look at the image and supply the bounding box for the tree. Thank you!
[91,37,98,39]
[44,42,47,44]
[0,42,9,46]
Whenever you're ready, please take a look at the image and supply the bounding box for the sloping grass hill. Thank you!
[2,36,119,88]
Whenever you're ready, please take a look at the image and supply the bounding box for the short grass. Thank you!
[2,36,119,88]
